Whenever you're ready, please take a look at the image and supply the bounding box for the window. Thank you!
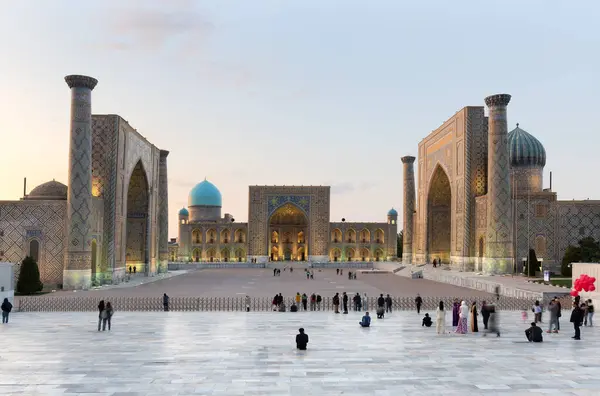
[535,204,548,218]
[29,239,40,263]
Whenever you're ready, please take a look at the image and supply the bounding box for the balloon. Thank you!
[590,277,596,283]
[570,290,579,297]
[590,285,596,292]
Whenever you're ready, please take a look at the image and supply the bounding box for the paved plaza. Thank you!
[45,268,496,298]
[1,311,599,395]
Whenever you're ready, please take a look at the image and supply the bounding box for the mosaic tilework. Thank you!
[557,201,600,265]
[0,201,66,285]
[402,156,416,263]
[2,311,600,395]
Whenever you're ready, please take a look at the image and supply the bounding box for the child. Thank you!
[521,307,528,323]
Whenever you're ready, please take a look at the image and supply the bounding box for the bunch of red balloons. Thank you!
[571,274,596,297]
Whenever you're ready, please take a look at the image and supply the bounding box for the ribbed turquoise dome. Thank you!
[188,179,222,207]
[388,208,398,216]
[508,124,546,167]
[178,207,189,216]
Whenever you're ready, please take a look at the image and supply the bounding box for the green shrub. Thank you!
[16,256,44,295]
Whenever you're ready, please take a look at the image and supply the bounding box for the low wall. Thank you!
[167,262,375,271]
[0,262,15,305]
[168,262,266,270]
[415,270,569,302]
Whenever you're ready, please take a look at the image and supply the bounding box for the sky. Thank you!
[1,0,599,239]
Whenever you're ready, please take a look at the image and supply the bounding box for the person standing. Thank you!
[586,299,594,327]
[1,298,12,324]
[301,293,308,311]
[385,294,393,313]
[97,300,105,331]
[363,293,368,310]
[570,302,584,340]
[436,301,446,334]
[377,294,385,310]
[484,303,501,337]
[296,328,309,350]
[481,301,490,330]
[245,295,251,312]
[310,293,316,311]
[554,296,562,330]
[533,300,542,323]
[415,294,422,314]
[295,292,301,307]
[342,292,349,314]
[452,299,460,327]
[163,293,170,312]
[454,301,468,334]
[333,293,340,313]
[101,302,114,331]
[316,294,322,311]
[470,301,478,332]
[547,300,559,333]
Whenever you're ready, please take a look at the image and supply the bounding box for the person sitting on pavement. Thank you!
[525,322,543,342]
[290,303,298,312]
[376,306,385,319]
[422,313,433,327]
[279,303,287,312]
[359,312,371,327]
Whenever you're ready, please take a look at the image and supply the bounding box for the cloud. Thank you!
[100,0,213,53]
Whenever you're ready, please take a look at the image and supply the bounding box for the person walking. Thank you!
[1,298,12,324]
[436,301,446,334]
[333,293,340,313]
[342,292,349,314]
[415,294,423,314]
[547,299,559,333]
[570,302,584,340]
[481,301,490,330]
[97,300,105,331]
[385,294,393,313]
[101,302,114,331]
[163,293,169,312]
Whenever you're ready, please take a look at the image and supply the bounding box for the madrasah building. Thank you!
[401,93,600,274]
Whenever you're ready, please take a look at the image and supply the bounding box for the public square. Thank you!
[1,311,599,395]
[46,268,496,298]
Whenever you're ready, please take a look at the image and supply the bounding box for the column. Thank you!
[401,156,416,264]
[484,94,514,274]
[158,150,169,273]
[63,75,98,289]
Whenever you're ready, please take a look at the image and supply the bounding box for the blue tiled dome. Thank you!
[188,179,222,207]
[508,124,546,167]
[387,208,398,216]
[178,207,189,216]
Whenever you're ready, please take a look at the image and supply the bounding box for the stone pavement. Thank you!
[1,311,599,395]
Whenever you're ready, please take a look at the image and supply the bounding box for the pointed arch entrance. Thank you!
[426,165,452,263]
[269,203,308,261]
[125,160,150,275]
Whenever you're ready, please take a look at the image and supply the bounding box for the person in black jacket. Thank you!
[1,298,12,324]
[163,293,169,312]
[342,292,349,314]
[97,300,105,331]
[570,302,584,340]
[525,322,543,342]
[333,293,340,313]
[415,294,423,314]
[385,294,393,313]
[377,294,385,308]
[296,328,309,350]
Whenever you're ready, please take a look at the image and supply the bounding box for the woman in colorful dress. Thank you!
[455,301,469,334]
[452,299,460,327]
[470,301,479,332]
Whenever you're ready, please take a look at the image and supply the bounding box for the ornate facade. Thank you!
[404,94,600,274]
[171,183,398,263]
[0,75,168,289]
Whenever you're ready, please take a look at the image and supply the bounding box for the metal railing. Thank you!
[17,295,553,313]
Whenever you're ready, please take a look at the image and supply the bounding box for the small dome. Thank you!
[188,179,222,207]
[508,124,546,167]
[27,180,67,200]
[388,208,398,216]
[178,207,189,217]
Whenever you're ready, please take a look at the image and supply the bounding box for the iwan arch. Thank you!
[402,94,600,274]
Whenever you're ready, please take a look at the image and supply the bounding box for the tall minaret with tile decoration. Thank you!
[63,75,97,289]
[483,94,514,274]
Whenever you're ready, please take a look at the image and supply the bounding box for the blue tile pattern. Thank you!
[267,195,311,217]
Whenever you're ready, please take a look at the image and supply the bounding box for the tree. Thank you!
[561,237,600,277]
[16,256,43,295]
[397,230,403,259]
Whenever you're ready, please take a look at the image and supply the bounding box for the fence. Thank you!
[17,295,564,313]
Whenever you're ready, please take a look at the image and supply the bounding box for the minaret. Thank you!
[483,94,514,274]
[63,75,98,289]
[158,150,169,272]
[401,156,416,264]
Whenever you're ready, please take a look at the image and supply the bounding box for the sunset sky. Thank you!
[1,0,599,238]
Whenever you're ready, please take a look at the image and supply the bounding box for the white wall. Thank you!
[0,262,15,305]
